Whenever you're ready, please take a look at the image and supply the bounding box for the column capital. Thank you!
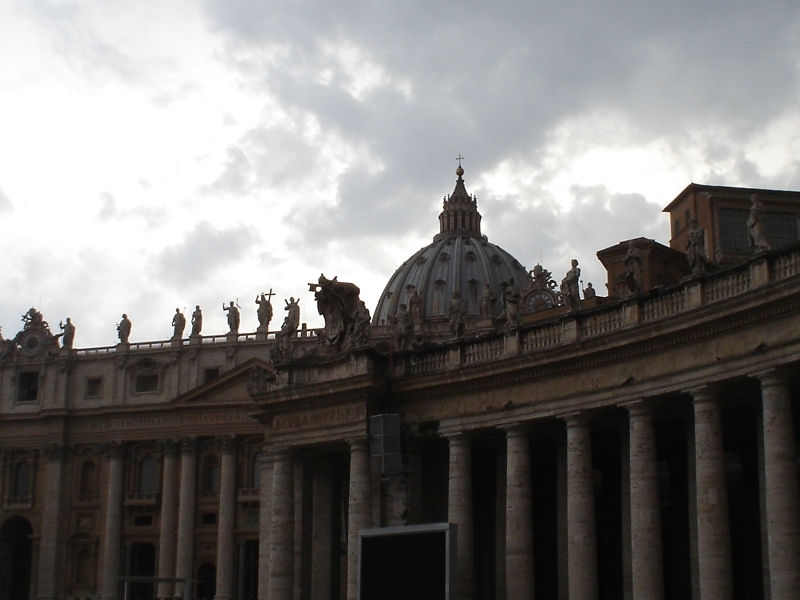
[179,437,197,454]
[346,437,369,452]
[500,424,530,439]
[685,385,719,405]
[753,368,789,390]
[444,431,473,446]
[214,434,238,454]
[622,399,654,418]
[560,411,590,428]
[268,446,294,461]
[102,441,125,461]
[161,438,180,457]
[42,443,67,462]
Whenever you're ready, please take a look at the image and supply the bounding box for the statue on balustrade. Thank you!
[190,306,202,337]
[560,259,582,311]
[117,314,132,344]
[393,304,414,351]
[349,300,372,348]
[747,194,771,253]
[685,218,708,274]
[480,283,497,318]
[60,318,76,349]
[408,288,422,324]
[623,242,644,294]
[273,297,300,362]
[171,309,186,340]
[255,290,274,333]
[309,274,363,353]
[500,277,523,327]
[222,301,240,335]
[583,282,597,299]
[449,291,466,338]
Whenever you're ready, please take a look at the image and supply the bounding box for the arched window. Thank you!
[138,456,158,494]
[79,460,97,497]
[202,455,220,493]
[12,462,31,499]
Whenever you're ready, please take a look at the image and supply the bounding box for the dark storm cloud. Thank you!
[199,0,800,278]
[0,188,12,213]
[158,220,260,286]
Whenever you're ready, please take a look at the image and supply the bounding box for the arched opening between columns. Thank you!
[0,515,33,600]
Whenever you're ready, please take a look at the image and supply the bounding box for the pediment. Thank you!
[172,357,274,405]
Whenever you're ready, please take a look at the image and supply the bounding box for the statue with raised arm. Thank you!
[59,318,76,349]
[190,305,202,337]
[560,259,581,311]
[255,291,274,333]
[747,194,771,253]
[222,301,240,335]
[117,314,132,344]
[171,309,186,340]
[273,297,301,361]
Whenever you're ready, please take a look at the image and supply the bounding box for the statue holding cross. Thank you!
[255,289,275,333]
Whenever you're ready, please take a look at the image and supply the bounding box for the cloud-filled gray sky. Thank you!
[1,0,799,346]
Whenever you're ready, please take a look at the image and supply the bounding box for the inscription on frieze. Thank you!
[272,404,366,432]
[70,411,252,433]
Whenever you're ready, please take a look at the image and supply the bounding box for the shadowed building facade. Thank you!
[2,170,800,600]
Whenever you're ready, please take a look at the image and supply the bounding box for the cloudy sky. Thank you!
[2,1,800,347]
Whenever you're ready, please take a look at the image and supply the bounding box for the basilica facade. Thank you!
[2,171,800,600]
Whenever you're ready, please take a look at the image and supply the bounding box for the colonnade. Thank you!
[26,370,800,600]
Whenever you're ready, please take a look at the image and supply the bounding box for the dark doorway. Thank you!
[196,563,216,600]
[128,543,156,600]
[0,516,33,600]
[238,540,259,600]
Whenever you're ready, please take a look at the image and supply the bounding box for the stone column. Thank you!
[347,438,372,600]
[691,387,733,599]
[269,447,294,600]
[504,426,534,600]
[175,438,198,598]
[626,401,664,600]
[564,413,599,600]
[36,444,65,600]
[101,443,125,600]
[214,436,238,600]
[311,459,334,600]
[257,453,273,600]
[157,439,179,600]
[448,433,474,600]
[758,370,800,597]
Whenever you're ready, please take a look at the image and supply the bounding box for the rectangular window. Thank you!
[17,372,39,403]
[203,368,221,384]
[718,208,750,254]
[135,374,159,394]
[85,377,102,398]
[764,211,798,250]
[200,512,217,525]
[133,515,153,527]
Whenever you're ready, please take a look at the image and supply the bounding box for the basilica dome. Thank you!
[372,167,530,325]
